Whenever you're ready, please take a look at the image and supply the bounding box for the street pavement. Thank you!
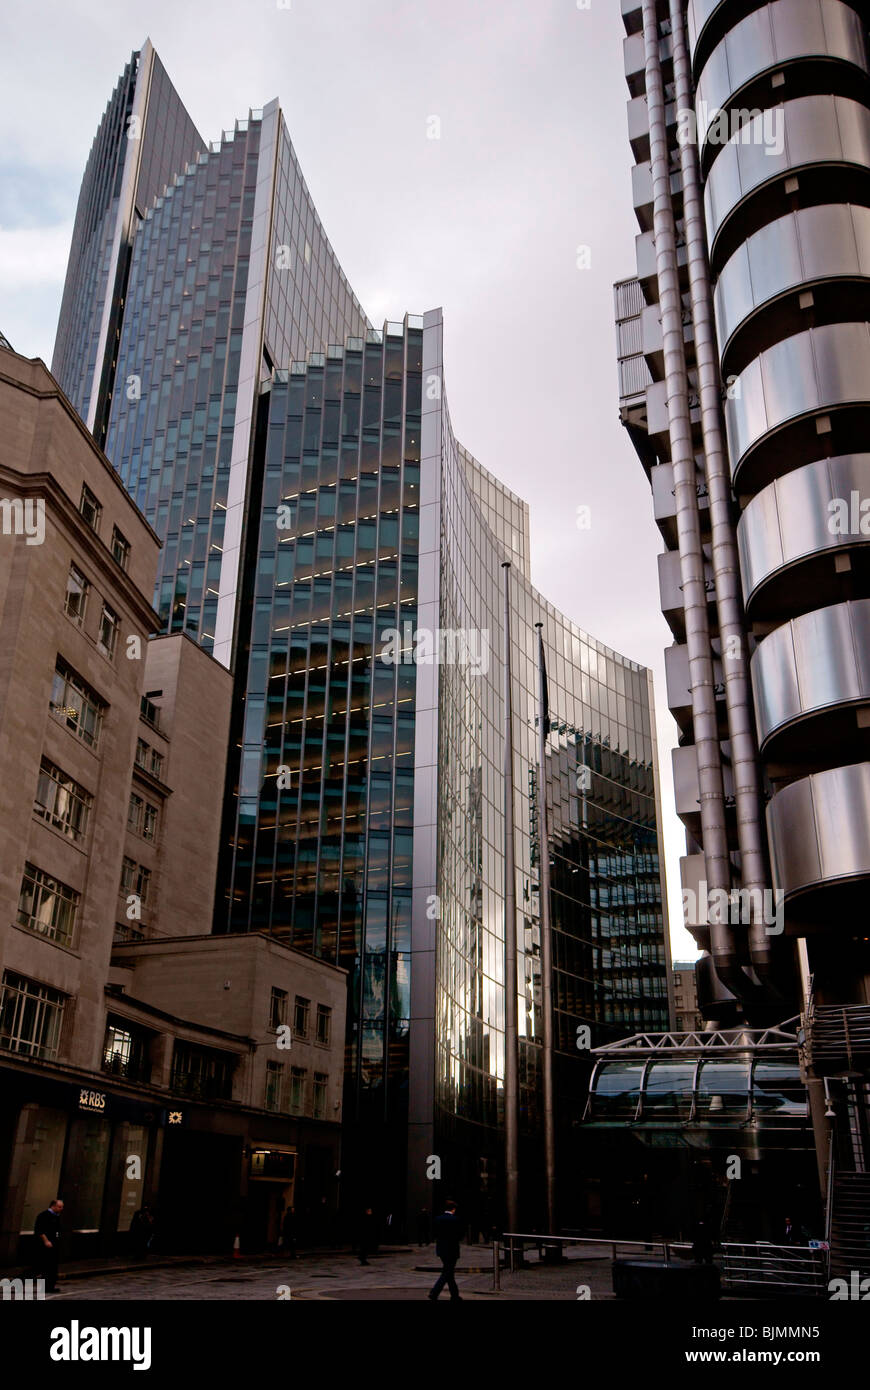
[40,1242,617,1302]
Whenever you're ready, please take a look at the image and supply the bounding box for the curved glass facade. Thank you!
[104,108,367,651]
[55,43,668,1232]
[588,1053,807,1122]
[52,44,205,438]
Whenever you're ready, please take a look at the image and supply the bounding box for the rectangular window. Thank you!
[111,526,130,571]
[0,970,65,1060]
[289,1066,306,1114]
[50,660,105,750]
[140,696,160,730]
[64,564,90,626]
[79,484,102,534]
[103,1021,150,1082]
[127,793,158,842]
[149,749,164,779]
[97,603,120,660]
[313,1071,328,1120]
[120,857,150,904]
[135,738,149,769]
[264,1060,284,1113]
[270,987,288,1031]
[16,863,79,948]
[316,1004,331,1046]
[34,758,91,843]
[294,996,310,1038]
[171,1042,234,1100]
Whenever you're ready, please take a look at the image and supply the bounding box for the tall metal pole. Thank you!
[502,562,519,1233]
[535,623,556,1236]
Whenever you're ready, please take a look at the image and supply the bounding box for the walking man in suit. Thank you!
[428,1198,463,1301]
[34,1198,64,1293]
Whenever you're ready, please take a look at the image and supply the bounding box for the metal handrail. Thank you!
[490,1235,828,1295]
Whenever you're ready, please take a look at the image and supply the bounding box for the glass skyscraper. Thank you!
[54,42,670,1231]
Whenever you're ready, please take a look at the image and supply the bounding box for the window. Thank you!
[289,1066,306,1114]
[17,863,79,948]
[140,695,160,730]
[294,996,310,1038]
[316,1003,331,1046]
[103,1021,150,1082]
[135,738,164,781]
[171,1042,234,1100]
[313,1071,328,1120]
[270,987,288,1031]
[128,793,158,842]
[120,856,151,904]
[34,758,91,843]
[264,1061,284,1112]
[111,526,130,571]
[97,603,120,660]
[0,970,65,1059]
[50,660,105,749]
[64,565,90,626]
[79,484,102,533]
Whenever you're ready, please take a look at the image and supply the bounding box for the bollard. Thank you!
[492,1239,500,1292]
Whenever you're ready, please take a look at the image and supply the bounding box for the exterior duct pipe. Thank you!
[641,0,744,991]
[668,0,776,988]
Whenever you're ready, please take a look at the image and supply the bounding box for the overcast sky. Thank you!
[0,0,696,959]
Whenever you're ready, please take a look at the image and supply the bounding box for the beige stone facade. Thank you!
[0,352,347,1262]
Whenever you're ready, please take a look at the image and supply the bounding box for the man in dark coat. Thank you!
[358,1206,377,1265]
[281,1206,298,1259]
[34,1199,64,1292]
[428,1199,463,1300]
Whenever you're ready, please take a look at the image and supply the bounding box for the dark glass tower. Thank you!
[52,41,205,444]
[54,45,671,1232]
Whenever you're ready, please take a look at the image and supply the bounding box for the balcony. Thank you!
[714,204,870,379]
[725,321,870,499]
[703,95,870,275]
[695,1,868,172]
[767,761,870,928]
[804,1002,870,1074]
[751,598,870,769]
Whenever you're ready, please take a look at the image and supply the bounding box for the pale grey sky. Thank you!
[0,0,695,958]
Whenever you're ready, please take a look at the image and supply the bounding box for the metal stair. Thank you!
[829,1172,870,1281]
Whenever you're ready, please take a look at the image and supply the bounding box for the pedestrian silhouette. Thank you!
[428,1199,463,1301]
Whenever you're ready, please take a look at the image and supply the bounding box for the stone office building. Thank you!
[0,348,345,1260]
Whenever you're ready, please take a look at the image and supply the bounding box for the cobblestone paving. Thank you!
[43,1244,617,1302]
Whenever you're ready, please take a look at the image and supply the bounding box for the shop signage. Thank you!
[77,1087,107,1113]
[250,1148,295,1180]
